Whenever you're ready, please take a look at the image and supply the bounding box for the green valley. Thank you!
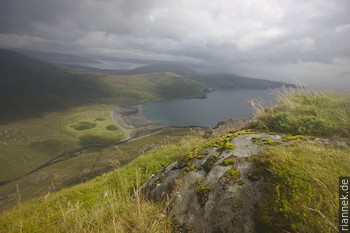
[0,49,296,215]
[0,49,209,210]
[0,87,348,233]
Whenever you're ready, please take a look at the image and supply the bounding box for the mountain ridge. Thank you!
[11,48,289,90]
[0,48,292,122]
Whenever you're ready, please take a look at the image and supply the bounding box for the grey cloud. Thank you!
[0,0,350,88]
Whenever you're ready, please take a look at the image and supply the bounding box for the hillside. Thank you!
[65,63,289,90]
[108,64,290,90]
[0,49,207,211]
[0,49,206,121]
[109,64,197,77]
[0,49,103,93]
[0,89,348,232]
[188,73,290,89]
[0,48,289,124]
[0,49,111,121]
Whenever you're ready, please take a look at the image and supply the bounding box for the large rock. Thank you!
[141,131,294,233]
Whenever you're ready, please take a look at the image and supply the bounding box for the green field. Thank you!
[0,92,200,210]
[62,105,125,145]
[0,134,205,232]
[0,69,207,211]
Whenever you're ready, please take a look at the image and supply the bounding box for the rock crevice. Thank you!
[142,131,297,233]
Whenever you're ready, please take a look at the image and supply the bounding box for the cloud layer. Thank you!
[1,0,350,89]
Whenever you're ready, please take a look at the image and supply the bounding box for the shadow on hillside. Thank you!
[0,78,113,123]
[0,49,116,123]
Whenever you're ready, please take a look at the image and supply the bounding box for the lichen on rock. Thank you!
[141,130,300,232]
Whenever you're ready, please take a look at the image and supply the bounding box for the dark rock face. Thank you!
[142,132,293,233]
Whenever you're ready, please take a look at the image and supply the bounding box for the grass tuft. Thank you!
[250,87,350,137]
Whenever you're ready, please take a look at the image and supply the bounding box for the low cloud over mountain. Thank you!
[1,0,350,89]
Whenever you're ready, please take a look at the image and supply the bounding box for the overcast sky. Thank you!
[0,0,350,89]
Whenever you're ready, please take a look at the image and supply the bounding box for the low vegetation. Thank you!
[63,106,125,145]
[105,125,118,131]
[70,121,97,131]
[250,87,350,137]
[249,88,350,232]
[255,143,349,233]
[221,157,236,166]
[0,52,206,211]
[0,125,194,212]
[0,135,205,233]
[224,168,240,179]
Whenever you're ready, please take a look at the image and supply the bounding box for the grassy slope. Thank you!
[1,90,349,232]
[0,135,205,233]
[0,127,194,211]
[250,88,350,137]
[0,49,111,122]
[0,71,205,201]
[100,72,205,104]
[188,73,284,89]
[255,143,349,233]
[0,52,207,211]
[0,104,124,184]
[250,89,350,232]
[63,106,125,145]
[0,49,206,122]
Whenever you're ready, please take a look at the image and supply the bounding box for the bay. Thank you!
[140,89,278,127]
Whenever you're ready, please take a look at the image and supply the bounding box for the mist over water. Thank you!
[141,89,278,127]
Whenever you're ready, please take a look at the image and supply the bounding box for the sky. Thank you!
[0,0,350,90]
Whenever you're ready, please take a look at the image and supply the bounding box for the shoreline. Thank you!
[111,105,165,140]
[111,86,286,137]
[111,107,133,140]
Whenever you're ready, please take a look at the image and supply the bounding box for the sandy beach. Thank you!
[111,105,164,140]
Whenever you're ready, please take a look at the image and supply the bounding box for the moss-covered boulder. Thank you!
[141,131,298,233]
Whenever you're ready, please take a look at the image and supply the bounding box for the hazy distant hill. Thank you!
[15,49,99,64]
[119,64,196,77]
[0,49,291,122]
[0,49,205,121]
[0,49,108,98]
[65,63,197,77]
[0,49,112,121]
[14,48,291,90]
[189,73,286,89]
[65,63,288,89]
[122,64,290,89]
[117,65,289,89]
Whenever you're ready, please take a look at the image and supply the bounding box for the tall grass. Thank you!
[250,86,350,137]
[55,172,172,233]
[249,87,350,232]
[0,135,205,233]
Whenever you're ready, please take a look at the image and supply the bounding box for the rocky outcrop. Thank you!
[212,119,249,136]
[141,130,298,233]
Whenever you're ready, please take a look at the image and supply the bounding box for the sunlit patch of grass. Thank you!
[101,72,205,103]
[62,105,125,145]
[255,142,350,233]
